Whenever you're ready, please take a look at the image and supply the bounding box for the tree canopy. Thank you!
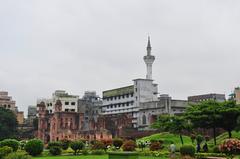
[0,107,18,140]
[152,115,191,145]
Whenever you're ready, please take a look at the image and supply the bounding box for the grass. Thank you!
[34,155,169,159]
[208,131,240,146]
[137,132,192,149]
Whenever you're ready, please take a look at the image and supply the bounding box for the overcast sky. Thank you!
[0,0,240,115]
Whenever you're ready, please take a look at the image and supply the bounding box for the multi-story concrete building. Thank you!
[16,111,24,125]
[37,90,79,113]
[78,91,102,130]
[27,106,37,125]
[188,93,226,103]
[138,94,188,130]
[0,91,16,111]
[229,87,240,104]
[0,91,25,124]
[101,38,158,128]
[235,87,240,104]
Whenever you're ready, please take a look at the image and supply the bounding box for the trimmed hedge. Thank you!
[4,152,32,159]
[49,146,62,156]
[60,140,70,150]
[180,145,195,157]
[24,139,43,156]
[47,142,62,149]
[0,146,13,159]
[0,139,19,152]
[70,141,84,155]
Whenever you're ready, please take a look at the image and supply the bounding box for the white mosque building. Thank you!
[100,37,188,130]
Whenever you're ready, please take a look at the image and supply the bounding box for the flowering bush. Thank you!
[122,140,137,151]
[219,139,240,159]
[149,142,162,151]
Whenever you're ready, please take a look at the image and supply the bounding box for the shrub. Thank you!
[0,139,19,152]
[60,139,70,150]
[24,139,44,156]
[91,150,105,155]
[205,135,210,141]
[0,146,13,159]
[122,140,137,151]
[190,134,196,144]
[219,138,240,158]
[4,152,31,159]
[196,135,204,145]
[138,141,146,151]
[101,139,112,150]
[47,141,62,149]
[113,138,123,149]
[91,141,105,150]
[180,145,195,157]
[150,142,162,151]
[70,141,84,155]
[49,146,62,156]
[212,145,220,153]
[81,149,89,155]
[181,155,195,159]
[19,141,27,150]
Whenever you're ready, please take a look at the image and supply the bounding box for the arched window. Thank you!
[142,114,147,125]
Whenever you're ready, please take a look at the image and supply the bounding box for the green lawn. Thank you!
[34,155,168,159]
[137,132,192,149]
[208,131,240,146]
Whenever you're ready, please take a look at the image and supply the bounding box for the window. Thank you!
[126,94,129,98]
[65,102,69,105]
[135,88,137,92]
[65,109,69,112]
[122,95,125,99]
[142,115,147,125]
[71,102,75,105]
[114,96,117,100]
[71,109,75,112]
[118,96,121,99]
[131,93,134,97]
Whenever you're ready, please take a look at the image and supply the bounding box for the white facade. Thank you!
[101,37,158,128]
[138,94,188,130]
[37,90,79,113]
[144,36,155,80]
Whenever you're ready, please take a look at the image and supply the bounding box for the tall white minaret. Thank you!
[143,36,155,79]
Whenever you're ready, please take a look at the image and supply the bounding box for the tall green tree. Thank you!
[218,101,240,138]
[0,107,18,140]
[185,100,221,145]
[152,115,191,145]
